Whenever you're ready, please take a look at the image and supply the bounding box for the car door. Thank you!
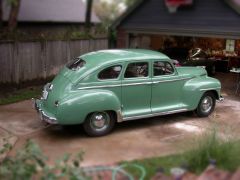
[121,61,152,119]
[151,60,187,113]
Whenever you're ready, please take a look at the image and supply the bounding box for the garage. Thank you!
[112,0,240,76]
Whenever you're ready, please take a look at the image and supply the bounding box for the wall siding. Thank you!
[0,39,108,84]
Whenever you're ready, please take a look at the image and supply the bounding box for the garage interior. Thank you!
[128,34,240,72]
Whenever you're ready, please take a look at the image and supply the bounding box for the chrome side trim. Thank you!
[123,108,188,121]
[78,84,121,90]
[200,87,221,91]
[77,78,192,90]
[152,77,193,84]
[123,82,152,86]
[77,82,152,90]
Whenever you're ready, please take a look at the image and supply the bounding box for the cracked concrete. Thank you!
[0,73,240,166]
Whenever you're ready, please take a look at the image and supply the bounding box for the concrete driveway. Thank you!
[0,73,240,166]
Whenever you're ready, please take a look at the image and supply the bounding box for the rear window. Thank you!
[67,58,85,71]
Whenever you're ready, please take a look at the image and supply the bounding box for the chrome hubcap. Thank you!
[201,96,213,113]
[90,112,110,132]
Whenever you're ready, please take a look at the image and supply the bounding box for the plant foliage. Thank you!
[0,140,89,180]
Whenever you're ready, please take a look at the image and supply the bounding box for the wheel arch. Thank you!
[182,76,221,110]
[85,110,119,123]
[207,90,220,100]
[56,90,122,124]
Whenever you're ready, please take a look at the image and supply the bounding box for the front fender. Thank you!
[182,76,221,110]
[56,90,121,125]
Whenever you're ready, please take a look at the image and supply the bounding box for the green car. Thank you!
[34,49,223,136]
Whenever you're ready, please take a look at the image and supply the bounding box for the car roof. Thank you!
[79,49,170,66]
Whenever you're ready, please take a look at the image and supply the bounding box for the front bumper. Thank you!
[218,95,224,102]
[33,99,58,124]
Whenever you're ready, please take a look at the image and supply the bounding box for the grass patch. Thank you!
[183,133,240,173]
[0,86,42,105]
[122,132,240,179]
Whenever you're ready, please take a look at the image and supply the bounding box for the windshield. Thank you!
[67,58,86,71]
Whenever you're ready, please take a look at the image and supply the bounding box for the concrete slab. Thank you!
[0,100,46,136]
[12,120,200,167]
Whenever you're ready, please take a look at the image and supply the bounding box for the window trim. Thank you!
[153,60,176,77]
[123,61,150,79]
[97,64,123,81]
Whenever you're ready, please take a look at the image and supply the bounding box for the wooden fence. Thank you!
[0,38,108,84]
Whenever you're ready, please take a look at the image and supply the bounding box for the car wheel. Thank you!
[83,111,115,137]
[196,92,216,117]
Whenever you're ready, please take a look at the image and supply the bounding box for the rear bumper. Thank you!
[33,99,58,124]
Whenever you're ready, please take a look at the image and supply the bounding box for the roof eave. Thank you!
[124,26,240,39]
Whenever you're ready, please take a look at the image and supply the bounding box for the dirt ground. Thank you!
[0,72,240,166]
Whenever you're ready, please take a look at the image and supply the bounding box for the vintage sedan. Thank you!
[34,49,223,136]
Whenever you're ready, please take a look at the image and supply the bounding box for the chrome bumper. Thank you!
[218,95,224,102]
[33,99,58,124]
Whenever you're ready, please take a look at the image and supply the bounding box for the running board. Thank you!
[123,108,189,121]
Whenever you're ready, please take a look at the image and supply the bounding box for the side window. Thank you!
[124,62,148,78]
[98,65,122,80]
[154,61,174,76]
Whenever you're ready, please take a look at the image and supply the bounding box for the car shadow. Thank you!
[42,111,197,139]
[115,111,196,132]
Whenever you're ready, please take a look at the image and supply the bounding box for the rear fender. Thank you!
[56,90,121,124]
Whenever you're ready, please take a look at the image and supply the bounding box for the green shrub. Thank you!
[182,132,240,173]
[0,140,89,180]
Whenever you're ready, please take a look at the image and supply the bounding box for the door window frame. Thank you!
[152,60,177,78]
[123,61,151,80]
[97,64,123,81]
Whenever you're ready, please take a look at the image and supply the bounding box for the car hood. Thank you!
[176,66,207,76]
